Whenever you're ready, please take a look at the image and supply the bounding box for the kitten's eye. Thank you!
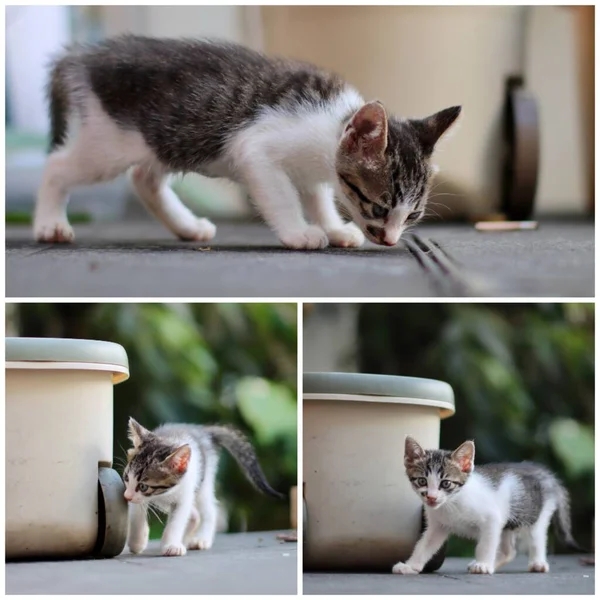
[406,211,421,222]
[123,473,129,482]
[440,480,452,489]
[371,204,388,219]
[138,483,148,493]
[417,477,428,487]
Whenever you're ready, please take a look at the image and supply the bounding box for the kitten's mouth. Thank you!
[425,499,440,508]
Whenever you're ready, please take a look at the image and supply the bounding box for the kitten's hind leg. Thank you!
[130,166,216,241]
[527,500,556,573]
[494,530,517,570]
[182,505,200,547]
[188,486,218,550]
[127,503,150,554]
[304,184,365,248]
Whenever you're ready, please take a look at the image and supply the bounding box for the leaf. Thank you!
[235,377,297,445]
[548,418,595,477]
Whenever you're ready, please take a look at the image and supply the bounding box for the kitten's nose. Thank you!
[124,490,133,502]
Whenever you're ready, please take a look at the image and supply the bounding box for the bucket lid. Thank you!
[5,337,129,384]
[303,372,455,418]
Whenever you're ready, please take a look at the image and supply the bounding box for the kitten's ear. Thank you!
[128,417,150,448]
[341,101,388,159]
[451,440,475,473]
[164,444,192,474]
[405,436,426,466]
[411,105,461,156]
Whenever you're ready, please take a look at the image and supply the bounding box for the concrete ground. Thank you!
[6,220,594,298]
[304,555,594,595]
[6,531,297,595]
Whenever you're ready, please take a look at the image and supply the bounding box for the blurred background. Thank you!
[6,302,298,537]
[5,5,594,226]
[304,303,594,555]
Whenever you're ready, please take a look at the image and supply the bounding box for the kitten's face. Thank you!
[335,102,461,246]
[404,436,474,509]
[123,418,190,504]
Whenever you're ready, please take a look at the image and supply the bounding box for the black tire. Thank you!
[94,467,128,558]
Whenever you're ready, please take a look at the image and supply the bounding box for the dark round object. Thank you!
[501,76,540,220]
[94,467,128,558]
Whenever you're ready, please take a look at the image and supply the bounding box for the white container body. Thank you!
[304,397,444,570]
[6,368,116,559]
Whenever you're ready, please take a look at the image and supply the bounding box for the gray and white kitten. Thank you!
[393,436,577,575]
[123,417,282,557]
[35,35,461,249]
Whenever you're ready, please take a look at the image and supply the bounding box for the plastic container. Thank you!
[303,372,455,571]
[6,337,130,559]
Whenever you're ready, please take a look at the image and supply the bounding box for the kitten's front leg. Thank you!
[127,503,150,554]
[392,522,448,575]
[468,521,503,574]
[238,162,329,250]
[161,496,195,557]
[303,184,365,248]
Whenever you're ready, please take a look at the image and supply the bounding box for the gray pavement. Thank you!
[6,220,594,298]
[304,555,594,595]
[6,531,297,595]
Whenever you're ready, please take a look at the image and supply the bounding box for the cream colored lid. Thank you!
[5,337,129,384]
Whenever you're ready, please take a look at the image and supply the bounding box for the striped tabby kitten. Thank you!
[123,418,282,557]
[393,436,577,575]
[35,35,461,249]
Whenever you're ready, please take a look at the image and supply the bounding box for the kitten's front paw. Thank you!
[327,223,365,248]
[392,561,420,575]
[128,539,148,554]
[162,543,187,557]
[188,537,213,551]
[280,225,329,250]
[34,218,75,243]
[178,218,216,242]
[528,560,549,573]
[468,561,494,575]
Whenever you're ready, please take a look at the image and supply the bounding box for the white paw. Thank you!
[188,537,213,551]
[392,561,420,575]
[327,223,365,248]
[34,219,74,243]
[127,539,148,555]
[528,560,549,573]
[468,561,494,574]
[280,225,329,250]
[161,543,187,557]
[178,218,216,242]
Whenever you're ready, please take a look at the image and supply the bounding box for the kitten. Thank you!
[35,35,461,249]
[392,436,577,575]
[123,417,283,557]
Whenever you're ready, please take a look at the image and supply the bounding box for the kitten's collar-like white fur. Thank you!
[425,471,516,538]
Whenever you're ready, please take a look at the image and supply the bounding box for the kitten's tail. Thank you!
[553,481,586,551]
[206,426,285,500]
[47,57,71,153]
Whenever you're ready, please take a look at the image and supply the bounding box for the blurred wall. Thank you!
[303,304,358,373]
[261,6,586,217]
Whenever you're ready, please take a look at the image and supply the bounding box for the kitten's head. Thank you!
[122,417,191,504]
[404,436,474,509]
[335,102,461,246]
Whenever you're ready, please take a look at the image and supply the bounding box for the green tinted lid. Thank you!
[303,372,455,417]
[6,337,129,383]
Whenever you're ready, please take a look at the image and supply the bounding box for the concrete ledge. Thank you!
[304,555,594,595]
[6,531,297,595]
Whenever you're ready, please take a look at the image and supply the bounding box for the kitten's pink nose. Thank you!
[124,490,134,502]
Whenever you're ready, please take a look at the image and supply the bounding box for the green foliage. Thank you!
[358,303,594,553]
[14,303,297,535]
